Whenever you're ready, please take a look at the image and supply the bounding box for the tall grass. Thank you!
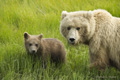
[0,0,120,80]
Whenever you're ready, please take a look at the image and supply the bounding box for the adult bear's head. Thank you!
[60,10,95,45]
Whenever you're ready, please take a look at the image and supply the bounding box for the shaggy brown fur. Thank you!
[24,32,66,64]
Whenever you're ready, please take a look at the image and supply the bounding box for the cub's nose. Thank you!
[32,50,36,53]
[69,38,75,42]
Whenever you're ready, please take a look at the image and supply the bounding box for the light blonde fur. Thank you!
[60,9,120,70]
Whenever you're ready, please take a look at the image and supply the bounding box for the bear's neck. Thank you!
[38,39,44,55]
[83,40,89,45]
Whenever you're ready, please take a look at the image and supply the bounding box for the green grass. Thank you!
[0,0,120,80]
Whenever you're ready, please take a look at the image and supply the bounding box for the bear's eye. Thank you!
[29,43,32,46]
[35,44,38,47]
[76,27,80,30]
[67,27,71,30]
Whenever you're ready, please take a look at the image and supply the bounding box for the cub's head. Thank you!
[24,32,43,54]
[60,11,95,45]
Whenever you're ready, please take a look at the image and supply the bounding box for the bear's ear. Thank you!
[38,34,43,40]
[61,11,68,20]
[86,11,93,20]
[24,32,30,39]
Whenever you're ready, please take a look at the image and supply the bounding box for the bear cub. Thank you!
[24,32,66,64]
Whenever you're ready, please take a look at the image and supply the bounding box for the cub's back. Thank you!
[42,38,65,53]
[42,38,66,62]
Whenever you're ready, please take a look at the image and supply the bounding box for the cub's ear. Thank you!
[38,34,43,40]
[61,11,68,20]
[24,32,30,39]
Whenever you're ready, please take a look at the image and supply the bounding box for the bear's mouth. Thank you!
[68,41,76,45]
[68,40,80,46]
[29,50,38,54]
[69,42,79,46]
[71,42,75,45]
[29,52,38,56]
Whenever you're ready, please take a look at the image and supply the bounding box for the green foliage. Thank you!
[0,0,120,80]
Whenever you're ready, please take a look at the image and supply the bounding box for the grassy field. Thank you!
[0,0,120,80]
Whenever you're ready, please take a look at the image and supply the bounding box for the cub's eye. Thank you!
[67,27,71,30]
[29,43,32,46]
[35,44,38,47]
[76,27,80,30]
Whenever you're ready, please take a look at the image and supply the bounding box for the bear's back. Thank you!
[41,38,66,62]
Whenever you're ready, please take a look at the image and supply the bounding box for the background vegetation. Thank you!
[0,0,120,80]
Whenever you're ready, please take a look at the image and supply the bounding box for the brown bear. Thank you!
[60,9,120,70]
[24,32,66,65]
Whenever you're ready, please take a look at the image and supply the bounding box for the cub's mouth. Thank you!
[29,50,38,54]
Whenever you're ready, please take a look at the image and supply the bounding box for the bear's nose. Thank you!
[69,38,75,42]
[32,50,36,53]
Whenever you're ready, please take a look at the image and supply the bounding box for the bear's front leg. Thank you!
[89,47,110,70]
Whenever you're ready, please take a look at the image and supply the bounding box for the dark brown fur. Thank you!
[24,32,66,65]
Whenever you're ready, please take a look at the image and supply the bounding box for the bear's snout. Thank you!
[32,50,36,53]
[29,49,37,54]
[69,38,76,44]
[69,38,75,42]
